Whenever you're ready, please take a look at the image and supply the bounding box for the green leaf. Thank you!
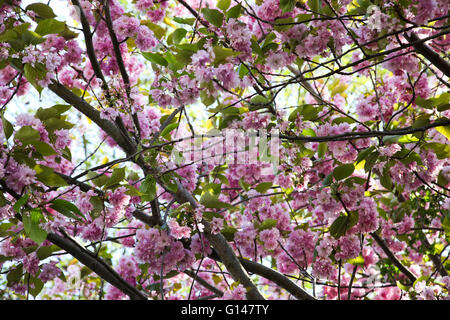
[330,211,359,239]
[50,199,84,222]
[296,13,313,22]
[300,105,320,121]
[89,196,104,218]
[436,126,450,141]
[170,28,187,45]
[307,0,321,12]
[258,218,278,231]
[380,165,393,190]
[30,140,57,156]
[124,184,141,197]
[347,255,365,266]
[172,17,196,25]
[200,192,235,209]
[250,39,263,57]
[7,264,23,286]
[36,104,71,121]
[280,0,295,13]
[43,118,74,132]
[29,275,44,297]
[322,172,334,187]
[35,19,66,36]
[255,182,273,193]
[249,95,271,110]
[13,193,30,213]
[318,142,327,158]
[274,17,294,32]
[221,226,238,241]
[201,8,224,28]
[161,122,179,138]
[59,25,78,40]
[239,177,250,192]
[415,96,434,109]
[250,95,270,105]
[0,29,20,43]
[140,175,157,202]
[1,114,14,140]
[24,63,45,94]
[212,46,240,66]
[26,3,56,19]
[141,22,165,39]
[23,209,47,244]
[356,0,371,11]
[226,4,242,20]
[289,105,319,122]
[104,167,126,189]
[37,245,61,260]
[364,151,379,172]
[333,163,355,181]
[21,30,45,46]
[142,52,168,67]
[61,146,72,161]
[330,215,348,239]
[34,164,68,187]
[217,0,231,11]
[15,126,40,145]
[200,90,215,107]
[356,146,375,164]
[437,104,450,112]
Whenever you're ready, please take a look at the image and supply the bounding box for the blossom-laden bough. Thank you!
[0,0,449,300]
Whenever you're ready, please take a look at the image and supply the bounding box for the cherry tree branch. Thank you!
[404,31,450,78]
[370,232,417,284]
[237,258,316,300]
[48,79,265,300]
[279,118,450,143]
[103,0,141,137]
[47,81,135,155]
[0,180,147,300]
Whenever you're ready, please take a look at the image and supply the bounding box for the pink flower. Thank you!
[190,233,212,256]
[397,215,414,234]
[117,255,140,285]
[379,144,401,157]
[113,16,140,39]
[335,235,360,261]
[108,186,130,210]
[54,129,71,149]
[5,159,36,193]
[23,252,40,275]
[146,9,164,23]
[313,257,335,280]
[135,0,154,11]
[215,63,239,90]
[191,50,211,66]
[45,52,62,70]
[223,284,247,300]
[135,26,157,51]
[76,189,95,215]
[413,0,437,25]
[167,218,191,239]
[266,51,288,70]
[39,261,61,282]
[259,228,280,251]
[105,284,128,300]
[210,217,224,235]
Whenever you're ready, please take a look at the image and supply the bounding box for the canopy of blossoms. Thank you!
[0,0,449,300]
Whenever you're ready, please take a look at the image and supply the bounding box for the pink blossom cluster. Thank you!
[134,227,194,275]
